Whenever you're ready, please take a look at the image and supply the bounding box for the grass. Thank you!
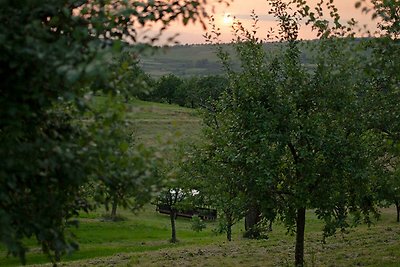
[125,99,202,147]
[91,96,202,147]
[0,205,227,266]
[2,206,398,266]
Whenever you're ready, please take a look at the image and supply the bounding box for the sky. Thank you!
[148,0,375,44]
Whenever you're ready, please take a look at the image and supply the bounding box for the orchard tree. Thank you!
[354,0,400,222]
[187,124,248,241]
[0,0,228,264]
[155,146,197,243]
[202,1,384,266]
[88,97,161,221]
[108,50,154,103]
[191,75,227,108]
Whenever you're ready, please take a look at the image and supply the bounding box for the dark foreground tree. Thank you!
[0,0,228,264]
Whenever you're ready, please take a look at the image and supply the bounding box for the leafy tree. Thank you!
[187,137,246,241]
[153,74,184,104]
[354,0,400,222]
[202,1,384,265]
[156,150,194,244]
[0,0,226,264]
[88,97,161,221]
[157,188,188,243]
[108,50,154,103]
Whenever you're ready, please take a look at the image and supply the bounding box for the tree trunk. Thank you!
[227,223,232,241]
[226,213,233,241]
[268,220,273,232]
[295,207,306,267]
[170,210,177,243]
[111,196,118,220]
[244,204,261,238]
[396,201,400,223]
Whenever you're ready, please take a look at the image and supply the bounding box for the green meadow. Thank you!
[1,206,399,266]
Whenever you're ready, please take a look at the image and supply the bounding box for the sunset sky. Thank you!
[152,0,375,44]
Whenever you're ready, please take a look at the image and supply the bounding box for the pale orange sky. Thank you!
[149,0,375,44]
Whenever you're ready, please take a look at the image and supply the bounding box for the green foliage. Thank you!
[191,215,207,232]
[87,96,162,219]
[198,0,400,265]
[153,74,184,104]
[0,0,222,264]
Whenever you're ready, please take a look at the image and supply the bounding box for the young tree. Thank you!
[88,97,161,221]
[157,188,188,243]
[187,124,247,241]
[156,146,197,243]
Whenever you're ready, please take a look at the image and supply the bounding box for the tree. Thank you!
[157,188,188,243]
[202,1,383,266]
[355,0,400,222]
[153,74,184,104]
[155,147,196,243]
[88,97,161,221]
[187,131,247,241]
[0,0,227,264]
[108,50,154,103]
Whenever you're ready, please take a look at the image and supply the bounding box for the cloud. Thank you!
[234,14,276,22]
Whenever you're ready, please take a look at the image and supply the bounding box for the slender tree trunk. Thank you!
[226,213,233,241]
[395,201,400,223]
[170,210,177,243]
[295,207,306,267]
[227,223,232,241]
[268,220,273,232]
[111,196,118,220]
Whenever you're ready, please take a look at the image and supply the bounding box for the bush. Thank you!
[191,215,206,232]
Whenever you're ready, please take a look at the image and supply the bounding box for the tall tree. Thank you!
[202,1,384,266]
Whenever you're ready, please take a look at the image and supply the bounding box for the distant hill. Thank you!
[138,42,317,77]
[139,44,226,77]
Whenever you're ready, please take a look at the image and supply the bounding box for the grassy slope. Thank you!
[1,99,400,266]
[125,99,202,146]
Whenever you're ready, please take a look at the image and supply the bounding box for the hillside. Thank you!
[139,42,314,77]
[126,99,202,146]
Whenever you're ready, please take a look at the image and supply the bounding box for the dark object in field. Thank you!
[156,204,217,221]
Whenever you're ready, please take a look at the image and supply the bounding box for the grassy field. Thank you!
[125,99,202,146]
[1,206,399,267]
[1,99,399,266]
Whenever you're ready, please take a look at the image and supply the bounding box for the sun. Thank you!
[223,13,234,26]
